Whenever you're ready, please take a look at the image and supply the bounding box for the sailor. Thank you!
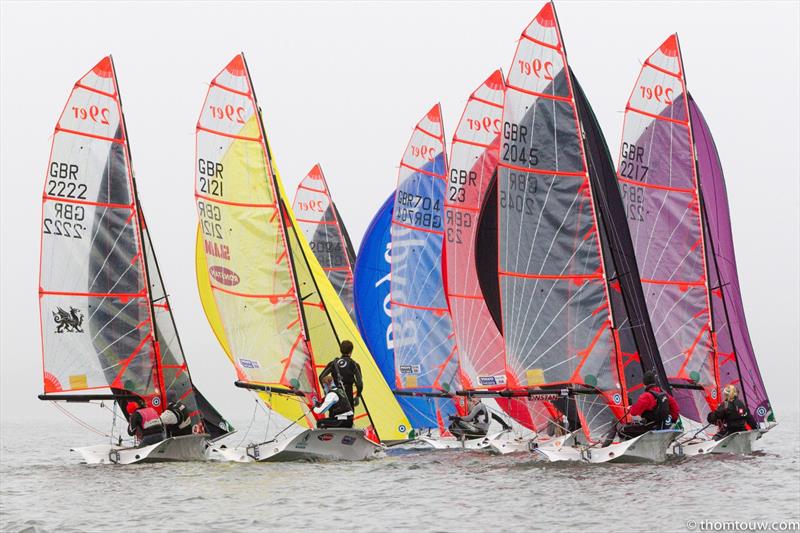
[319,340,363,411]
[707,384,757,440]
[448,396,511,440]
[126,400,165,447]
[159,401,193,436]
[313,374,354,429]
[617,371,680,440]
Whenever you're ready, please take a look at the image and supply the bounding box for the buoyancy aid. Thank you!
[136,407,163,436]
[641,387,670,429]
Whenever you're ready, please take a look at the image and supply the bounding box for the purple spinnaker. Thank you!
[689,98,773,423]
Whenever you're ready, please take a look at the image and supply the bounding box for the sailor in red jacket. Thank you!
[618,371,680,440]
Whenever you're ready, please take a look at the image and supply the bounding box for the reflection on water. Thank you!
[1,414,798,532]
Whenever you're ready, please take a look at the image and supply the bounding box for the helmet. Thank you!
[125,401,139,415]
[723,384,738,401]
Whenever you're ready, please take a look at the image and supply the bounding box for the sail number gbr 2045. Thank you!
[502,122,538,166]
[501,171,537,215]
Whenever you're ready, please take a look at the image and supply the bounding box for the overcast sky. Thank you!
[1,1,798,425]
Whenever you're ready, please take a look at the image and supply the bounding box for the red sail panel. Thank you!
[444,71,542,430]
[616,35,717,422]
[292,164,357,321]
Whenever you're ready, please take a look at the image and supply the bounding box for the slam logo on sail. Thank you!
[209,266,240,287]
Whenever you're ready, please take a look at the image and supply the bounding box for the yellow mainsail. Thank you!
[195,53,409,441]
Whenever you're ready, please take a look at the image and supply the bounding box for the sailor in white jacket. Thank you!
[313,374,355,429]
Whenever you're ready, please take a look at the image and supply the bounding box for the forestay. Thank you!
[292,164,357,321]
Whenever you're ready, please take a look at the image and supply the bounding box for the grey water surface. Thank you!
[1,414,798,532]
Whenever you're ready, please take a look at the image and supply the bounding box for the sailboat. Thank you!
[194,53,411,461]
[291,164,358,321]
[615,35,774,456]
[38,56,231,464]
[474,2,680,463]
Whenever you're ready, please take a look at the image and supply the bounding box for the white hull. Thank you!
[488,433,572,455]
[670,430,760,457]
[209,429,383,462]
[71,435,209,465]
[535,430,680,464]
[407,430,510,451]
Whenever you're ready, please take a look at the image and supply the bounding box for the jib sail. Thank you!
[292,164,357,321]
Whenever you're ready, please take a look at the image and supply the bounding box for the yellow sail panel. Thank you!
[195,55,314,394]
[273,165,411,441]
[195,227,313,428]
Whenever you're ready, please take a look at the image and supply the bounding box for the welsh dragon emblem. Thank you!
[53,306,84,333]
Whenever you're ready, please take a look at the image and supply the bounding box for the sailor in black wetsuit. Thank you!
[448,397,511,440]
[707,385,758,440]
[319,340,363,412]
[313,374,355,429]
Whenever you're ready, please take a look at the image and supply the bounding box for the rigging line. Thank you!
[51,402,110,438]
[235,397,260,449]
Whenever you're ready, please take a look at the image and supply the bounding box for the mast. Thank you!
[109,56,167,409]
